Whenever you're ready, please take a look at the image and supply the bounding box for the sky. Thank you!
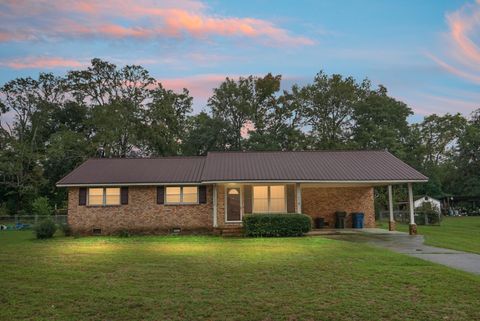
[1,0,479,123]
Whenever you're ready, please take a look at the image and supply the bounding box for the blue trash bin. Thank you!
[352,212,364,228]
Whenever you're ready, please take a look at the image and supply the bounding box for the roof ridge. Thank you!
[86,156,207,160]
[207,149,388,154]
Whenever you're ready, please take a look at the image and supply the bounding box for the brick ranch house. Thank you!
[57,151,428,235]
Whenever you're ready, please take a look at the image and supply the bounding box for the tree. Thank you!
[31,196,53,217]
[182,112,231,155]
[42,130,93,206]
[296,71,370,148]
[351,85,412,157]
[67,59,157,157]
[67,58,155,107]
[454,109,480,196]
[246,88,308,151]
[420,113,467,167]
[208,74,281,150]
[0,74,63,213]
[141,85,193,156]
[88,99,141,157]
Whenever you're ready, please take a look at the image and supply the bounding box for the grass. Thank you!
[0,232,479,321]
[378,216,480,254]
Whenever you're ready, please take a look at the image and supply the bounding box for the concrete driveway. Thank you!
[325,229,480,275]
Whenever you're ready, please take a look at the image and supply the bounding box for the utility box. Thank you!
[335,211,347,229]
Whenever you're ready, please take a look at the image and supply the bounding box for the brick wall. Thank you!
[68,186,213,235]
[301,186,375,228]
[67,184,375,234]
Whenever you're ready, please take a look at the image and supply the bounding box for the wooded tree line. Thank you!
[0,59,479,214]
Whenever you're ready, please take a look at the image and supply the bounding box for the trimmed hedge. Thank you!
[243,213,312,237]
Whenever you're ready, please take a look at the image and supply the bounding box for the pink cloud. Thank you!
[0,0,314,47]
[0,57,85,69]
[426,53,480,84]
[161,74,230,106]
[417,94,480,115]
[240,120,256,138]
[398,89,480,116]
[428,1,480,83]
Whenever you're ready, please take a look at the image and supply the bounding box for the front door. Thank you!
[226,187,241,222]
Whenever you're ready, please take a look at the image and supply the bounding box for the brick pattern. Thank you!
[409,224,417,235]
[68,184,376,234]
[301,186,375,228]
[68,186,213,235]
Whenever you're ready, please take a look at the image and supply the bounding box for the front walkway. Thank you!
[314,228,480,275]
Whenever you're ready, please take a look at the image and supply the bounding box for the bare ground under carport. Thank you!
[316,228,480,275]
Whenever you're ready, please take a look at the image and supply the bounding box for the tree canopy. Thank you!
[0,59,478,214]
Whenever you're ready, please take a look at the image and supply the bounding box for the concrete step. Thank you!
[220,228,244,237]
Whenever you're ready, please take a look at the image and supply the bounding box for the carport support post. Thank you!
[213,184,218,228]
[408,183,417,235]
[296,183,302,214]
[388,185,395,231]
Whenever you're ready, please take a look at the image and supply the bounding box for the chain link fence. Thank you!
[0,211,68,229]
[377,210,441,225]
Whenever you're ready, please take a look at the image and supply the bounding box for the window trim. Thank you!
[164,186,199,205]
[252,184,287,213]
[87,187,121,206]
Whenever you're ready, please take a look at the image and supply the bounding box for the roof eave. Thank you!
[57,178,429,187]
[56,182,205,187]
[201,179,429,184]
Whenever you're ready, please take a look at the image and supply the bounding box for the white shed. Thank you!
[414,196,441,213]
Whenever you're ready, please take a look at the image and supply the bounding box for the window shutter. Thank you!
[243,185,252,214]
[120,187,128,205]
[79,188,87,206]
[286,184,295,213]
[157,186,164,204]
[199,185,207,204]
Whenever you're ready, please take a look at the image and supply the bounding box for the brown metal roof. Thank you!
[201,151,428,182]
[57,157,206,185]
[57,150,428,186]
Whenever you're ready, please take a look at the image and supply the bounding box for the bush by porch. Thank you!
[243,213,312,237]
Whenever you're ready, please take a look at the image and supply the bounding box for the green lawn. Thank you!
[0,232,479,321]
[378,216,480,254]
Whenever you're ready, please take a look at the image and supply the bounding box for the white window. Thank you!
[165,186,198,204]
[105,188,120,205]
[253,185,286,213]
[182,186,198,203]
[165,187,181,203]
[88,188,104,206]
[88,187,120,206]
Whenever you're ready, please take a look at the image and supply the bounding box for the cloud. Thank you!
[160,74,231,111]
[0,57,86,69]
[0,0,314,47]
[426,53,480,84]
[397,89,480,116]
[427,0,480,84]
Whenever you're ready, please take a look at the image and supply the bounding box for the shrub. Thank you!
[0,203,9,216]
[60,224,72,236]
[34,220,57,239]
[117,229,131,238]
[416,203,441,225]
[32,197,53,217]
[243,213,312,237]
